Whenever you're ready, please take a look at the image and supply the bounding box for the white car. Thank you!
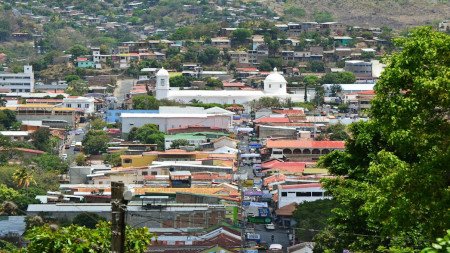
[70,141,76,147]
[265,223,275,230]
[61,154,68,160]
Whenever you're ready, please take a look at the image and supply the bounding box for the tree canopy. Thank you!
[315,27,450,252]
[82,130,110,155]
[24,221,153,253]
[127,124,164,150]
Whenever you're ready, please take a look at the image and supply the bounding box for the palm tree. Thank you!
[12,167,35,188]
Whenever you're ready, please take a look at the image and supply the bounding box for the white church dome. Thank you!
[264,68,286,83]
[156,67,169,77]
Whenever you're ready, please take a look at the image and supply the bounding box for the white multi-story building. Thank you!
[0,65,35,92]
[277,183,331,208]
[62,96,96,114]
[121,106,234,133]
[154,67,305,104]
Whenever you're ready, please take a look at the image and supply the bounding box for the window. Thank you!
[296,192,311,197]
[123,158,132,163]
[67,104,72,108]
[281,192,287,197]
[160,79,165,86]
[77,104,81,108]
[280,84,282,88]
[85,104,89,108]
[269,84,272,88]
[151,171,157,175]
[142,171,148,176]
[312,192,323,197]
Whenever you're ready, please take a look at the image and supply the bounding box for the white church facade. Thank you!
[154,68,306,105]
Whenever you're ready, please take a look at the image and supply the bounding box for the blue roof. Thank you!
[105,109,158,123]
[0,216,26,236]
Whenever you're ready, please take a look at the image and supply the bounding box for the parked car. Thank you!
[61,154,68,160]
[265,223,275,230]
[70,141,76,147]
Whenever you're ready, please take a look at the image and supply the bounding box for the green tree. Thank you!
[315,27,450,252]
[320,72,356,84]
[69,44,90,58]
[67,79,89,96]
[170,139,190,149]
[293,199,337,242]
[24,221,153,253]
[307,61,325,72]
[90,118,107,130]
[205,77,223,89]
[30,128,51,152]
[303,75,320,102]
[0,184,19,202]
[132,95,159,110]
[127,124,164,150]
[83,130,110,155]
[231,28,252,45]
[198,46,220,65]
[322,123,349,141]
[422,230,450,253]
[0,109,17,129]
[103,152,123,167]
[169,75,192,88]
[75,153,87,166]
[33,154,69,172]
[72,212,106,229]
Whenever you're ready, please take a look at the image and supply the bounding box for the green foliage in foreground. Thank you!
[314,27,450,252]
[21,221,153,253]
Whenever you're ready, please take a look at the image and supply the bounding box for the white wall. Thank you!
[278,186,331,208]
[122,115,232,133]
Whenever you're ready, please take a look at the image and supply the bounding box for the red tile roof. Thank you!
[266,139,345,149]
[272,109,304,115]
[236,67,258,72]
[263,174,287,186]
[254,117,290,123]
[275,202,297,216]
[261,160,306,174]
[13,148,46,154]
[357,90,376,95]
[223,82,246,87]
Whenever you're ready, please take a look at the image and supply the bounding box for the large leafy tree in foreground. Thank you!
[23,221,153,253]
[315,27,449,252]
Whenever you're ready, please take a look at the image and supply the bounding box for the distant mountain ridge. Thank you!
[265,0,450,28]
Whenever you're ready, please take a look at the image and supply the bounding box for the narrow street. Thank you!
[114,78,138,106]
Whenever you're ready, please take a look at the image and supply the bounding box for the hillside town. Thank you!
[0,1,449,253]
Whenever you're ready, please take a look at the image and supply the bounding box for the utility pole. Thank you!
[111,181,126,253]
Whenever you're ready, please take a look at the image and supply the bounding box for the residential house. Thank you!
[62,96,96,114]
[211,37,231,49]
[76,57,95,68]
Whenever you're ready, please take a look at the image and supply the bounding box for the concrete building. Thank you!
[344,60,372,78]
[0,65,34,92]
[121,106,234,133]
[265,139,345,161]
[277,183,331,208]
[63,96,96,114]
